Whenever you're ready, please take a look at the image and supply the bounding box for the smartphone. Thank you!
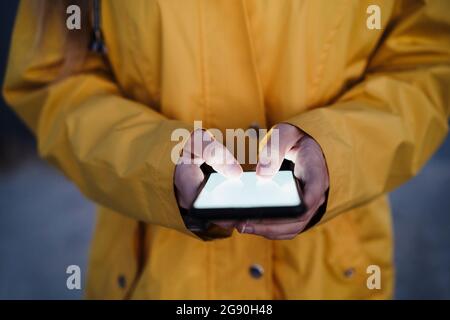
[188,170,306,220]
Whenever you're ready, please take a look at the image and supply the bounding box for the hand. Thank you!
[237,123,329,240]
[174,129,243,213]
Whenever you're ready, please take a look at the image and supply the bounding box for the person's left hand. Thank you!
[236,123,329,240]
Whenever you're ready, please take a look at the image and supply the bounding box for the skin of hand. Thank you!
[236,123,330,240]
[174,129,243,218]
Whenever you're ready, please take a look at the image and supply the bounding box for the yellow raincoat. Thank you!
[3,0,450,299]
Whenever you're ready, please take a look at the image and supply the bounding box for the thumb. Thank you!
[203,140,243,178]
[256,124,303,178]
[182,129,243,178]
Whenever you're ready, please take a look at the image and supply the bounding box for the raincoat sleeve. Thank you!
[2,1,193,235]
[288,0,450,225]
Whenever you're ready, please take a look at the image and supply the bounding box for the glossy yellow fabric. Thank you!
[4,0,450,299]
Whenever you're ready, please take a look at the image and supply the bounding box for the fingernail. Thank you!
[225,167,242,178]
[257,166,276,178]
[256,174,272,181]
[258,160,271,168]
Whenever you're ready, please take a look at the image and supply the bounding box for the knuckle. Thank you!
[263,234,279,240]
[319,196,326,206]
[258,226,278,238]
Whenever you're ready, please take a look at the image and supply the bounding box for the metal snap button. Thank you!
[343,268,355,278]
[249,264,264,279]
[118,274,127,288]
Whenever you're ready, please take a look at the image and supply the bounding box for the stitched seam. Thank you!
[124,9,156,104]
[241,0,267,126]
[266,240,272,299]
[309,1,350,103]
[198,0,212,299]
[199,1,210,128]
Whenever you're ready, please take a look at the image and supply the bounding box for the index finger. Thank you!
[203,140,243,178]
[256,124,303,178]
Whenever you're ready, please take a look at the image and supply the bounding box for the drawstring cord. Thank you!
[89,0,107,54]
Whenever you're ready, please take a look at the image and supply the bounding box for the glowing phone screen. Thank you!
[193,171,301,209]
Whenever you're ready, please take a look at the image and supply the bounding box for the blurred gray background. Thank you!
[1,1,449,299]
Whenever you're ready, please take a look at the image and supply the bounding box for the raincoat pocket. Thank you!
[323,214,371,290]
[86,208,140,299]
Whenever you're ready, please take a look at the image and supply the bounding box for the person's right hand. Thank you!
[174,129,243,215]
